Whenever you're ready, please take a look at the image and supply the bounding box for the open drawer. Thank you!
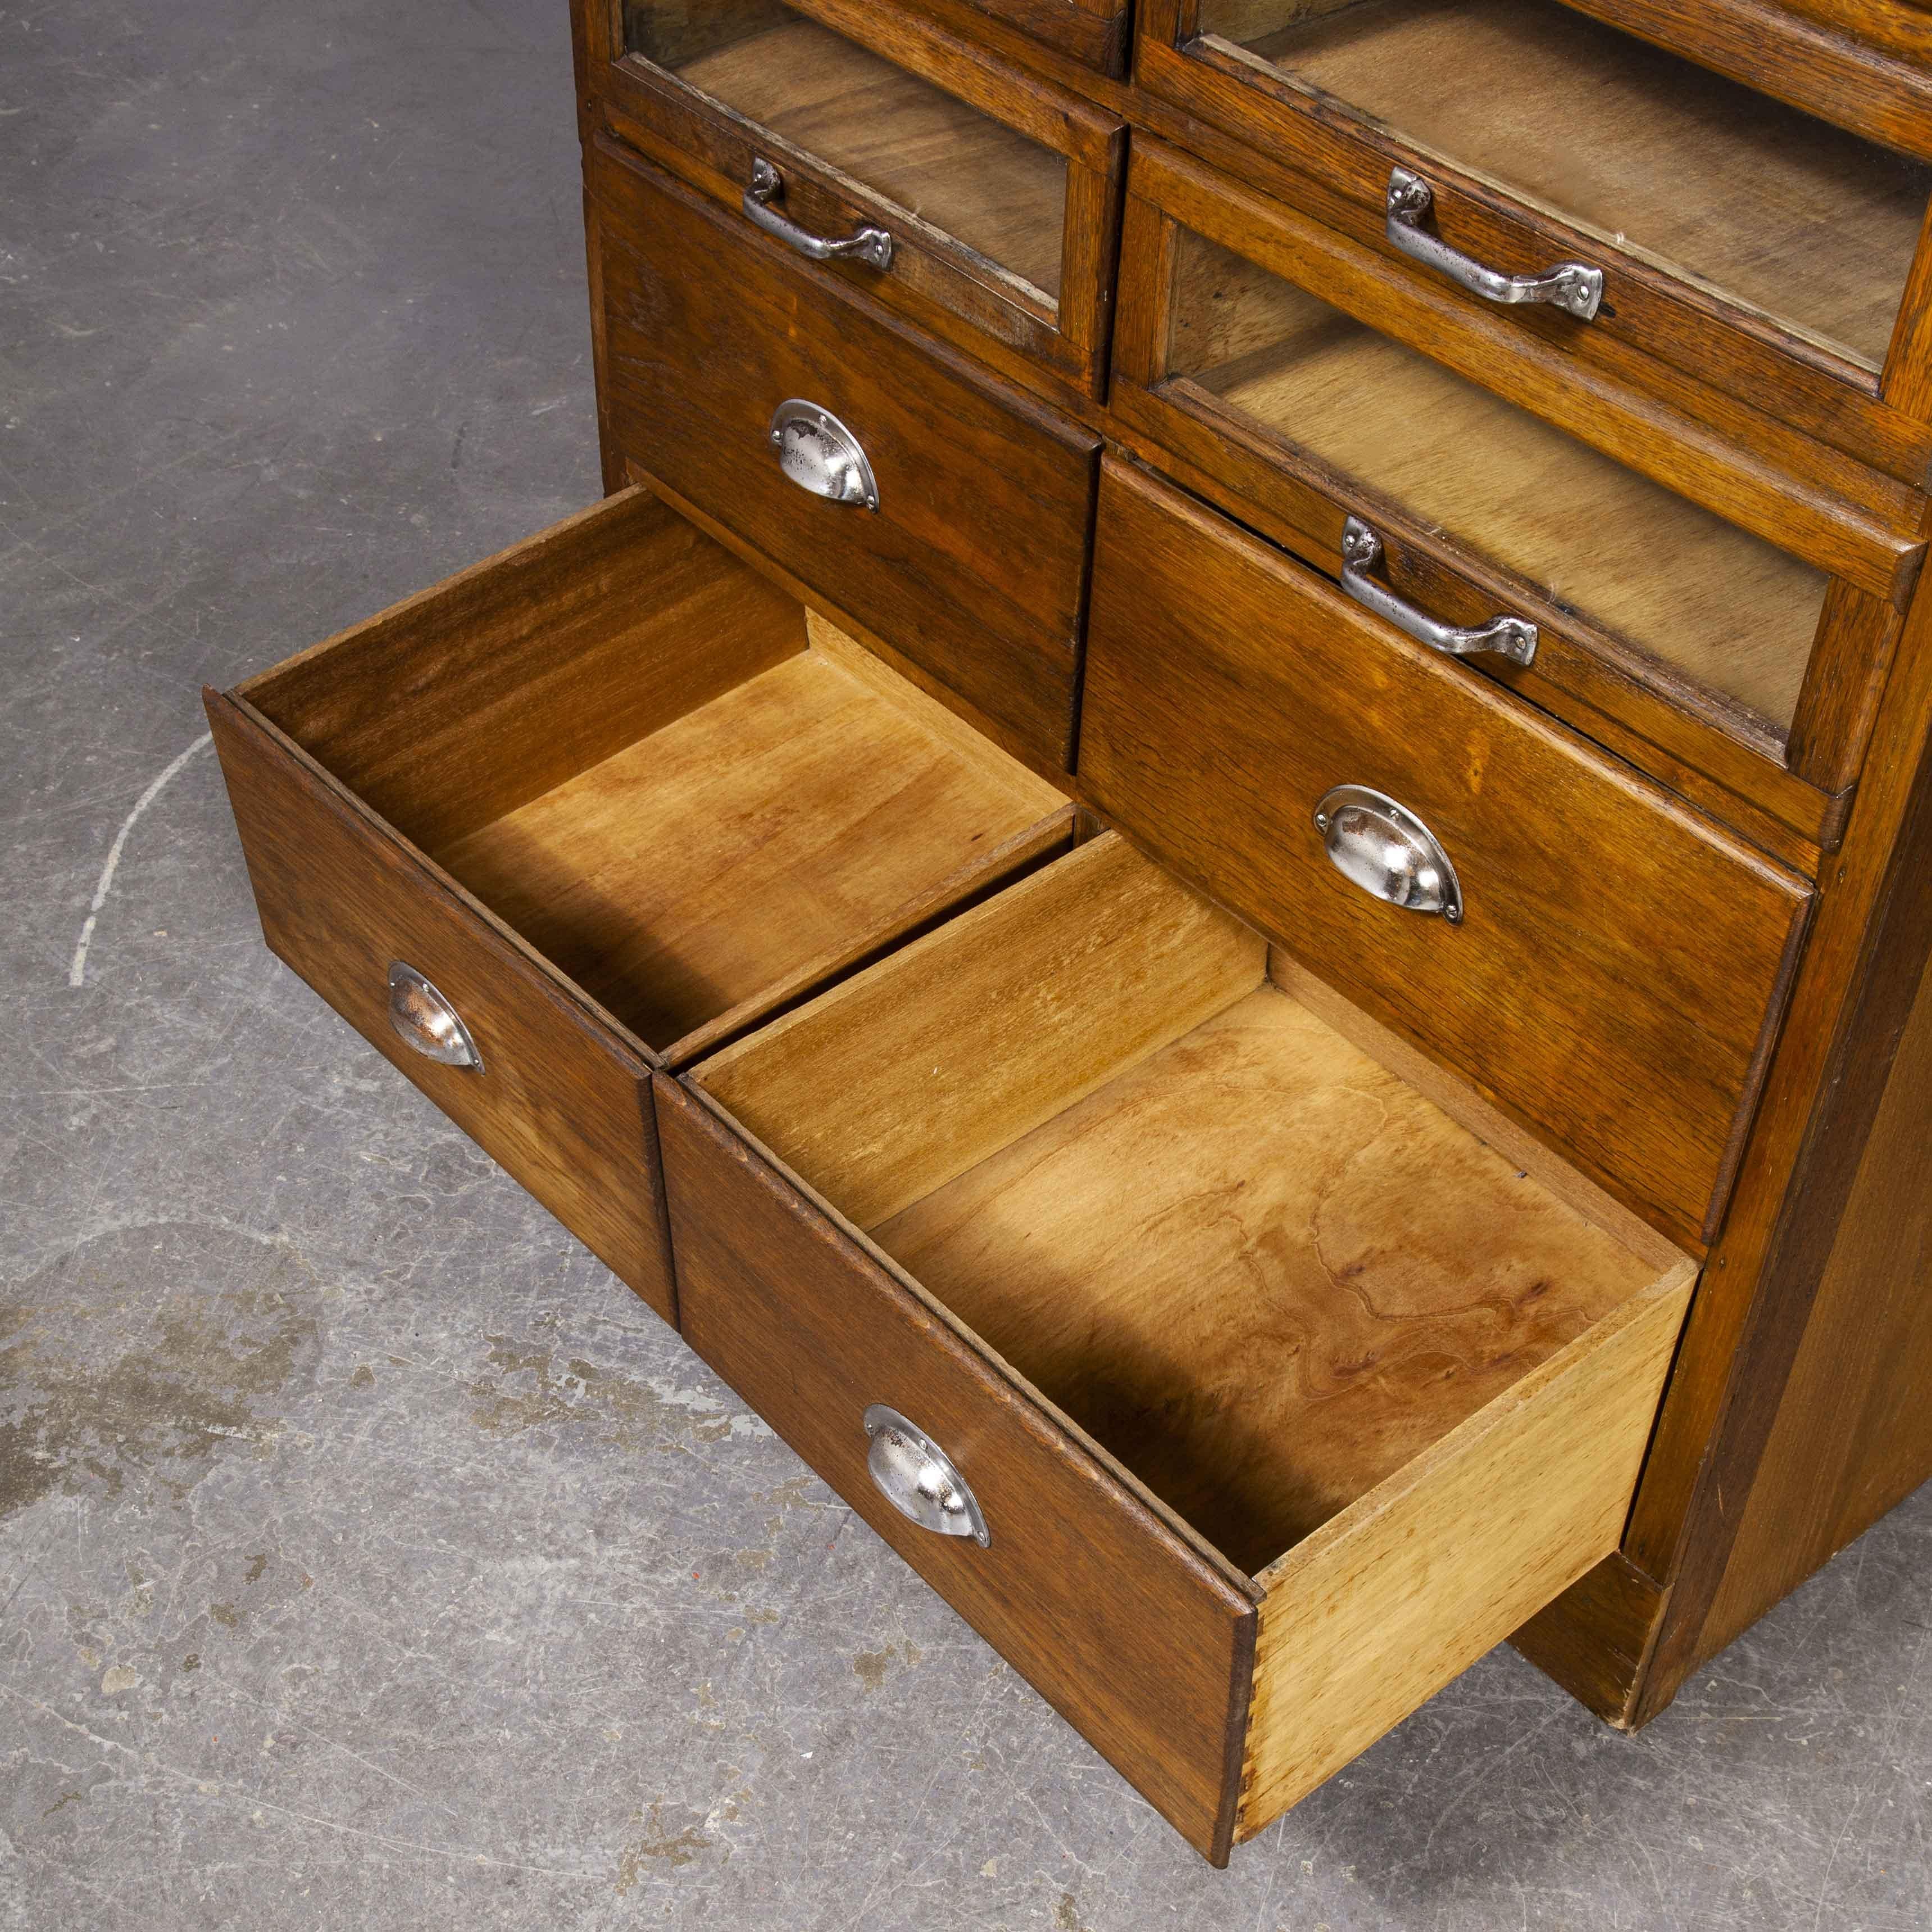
[205,484,1071,1324]
[660,832,1696,1861]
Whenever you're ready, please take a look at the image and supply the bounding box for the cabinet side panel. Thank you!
[1701,951,1932,1660]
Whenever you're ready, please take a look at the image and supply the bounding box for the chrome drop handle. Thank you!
[770,399,880,510]
[1314,787,1463,923]
[862,1406,989,1547]
[1341,518,1538,667]
[743,156,893,270]
[387,962,483,1070]
[1386,168,1602,322]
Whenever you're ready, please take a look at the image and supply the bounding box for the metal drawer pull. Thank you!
[1313,786,1463,924]
[386,962,483,1070]
[769,399,880,510]
[743,156,893,270]
[1341,517,1538,667]
[862,1405,989,1547]
[1386,167,1602,322]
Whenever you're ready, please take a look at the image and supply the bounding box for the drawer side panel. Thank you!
[1238,1264,1695,1837]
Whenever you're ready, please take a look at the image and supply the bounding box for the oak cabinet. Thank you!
[206,0,1932,1867]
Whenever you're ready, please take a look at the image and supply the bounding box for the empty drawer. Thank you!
[207,485,1071,1321]
[661,831,1695,1858]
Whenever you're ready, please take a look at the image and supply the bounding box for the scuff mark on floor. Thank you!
[67,730,211,988]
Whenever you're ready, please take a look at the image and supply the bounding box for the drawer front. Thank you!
[656,1075,1257,1863]
[1078,458,1813,1249]
[589,134,1099,770]
[596,0,1125,396]
[205,692,675,1321]
[1135,1,1932,477]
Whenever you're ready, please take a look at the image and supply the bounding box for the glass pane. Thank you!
[1195,0,1929,370]
[1168,228,1829,729]
[624,2,1069,301]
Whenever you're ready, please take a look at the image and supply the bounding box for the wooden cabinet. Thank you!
[207,0,1932,1870]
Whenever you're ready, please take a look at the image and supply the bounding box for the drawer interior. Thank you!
[692,830,1692,1770]
[1193,0,1929,371]
[622,1,1069,299]
[1165,222,1830,733]
[241,487,1069,1065]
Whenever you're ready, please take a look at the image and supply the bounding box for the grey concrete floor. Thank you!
[3,2,1930,1926]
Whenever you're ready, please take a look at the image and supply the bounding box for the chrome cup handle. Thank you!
[862,1406,989,1547]
[387,962,483,1069]
[769,399,880,510]
[1313,786,1464,924]
[1387,167,1602,322]
[743,156,893,270]
[1341,519,1538,667]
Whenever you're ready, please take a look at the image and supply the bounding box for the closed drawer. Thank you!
[1110,136,1928,850]
[1135,0,1932,481]
[207,485,1071,1321]
[1078,457,1813,1251]
[587,0,1125,397]
[589,135,1100,771]
[663,831,1695,1859]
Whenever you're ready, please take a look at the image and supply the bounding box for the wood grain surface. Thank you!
[1238,1265,1693,1834]
[696,833,1264,1227]
[435,635,1066,1058]
[904,0,1131,73]
[1706,939,1932,1657]
[242,486,805,854]
[1078,457,1813,1249]
[587,136,1099,769]
[206,691,678,1321]
[658,1076,1259,1863]
[875,984,1667,1575]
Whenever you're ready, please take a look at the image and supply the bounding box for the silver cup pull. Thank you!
[386,962,483,1069]
[1387,167,1602,322]
[1313,787,1463,924]
[769,399,880,510]
[1341,518,1538,667]
[862,1405,989,1547]
[743,156,893,270]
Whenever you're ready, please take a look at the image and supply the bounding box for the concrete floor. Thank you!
[4,2,1931,1925]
